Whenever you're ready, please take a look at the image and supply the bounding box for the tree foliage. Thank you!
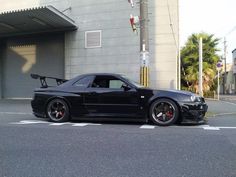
[181,33,220,95]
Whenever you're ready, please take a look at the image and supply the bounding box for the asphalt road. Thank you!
[0,100,236,177]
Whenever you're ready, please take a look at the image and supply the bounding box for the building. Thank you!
[0,0,179,99]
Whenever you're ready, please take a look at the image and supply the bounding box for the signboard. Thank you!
[216,62,223,70]
[140,51,149,67]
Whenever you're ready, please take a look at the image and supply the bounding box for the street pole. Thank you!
[217,69,220,100]
[223,37,227,94]
[199,37,203,97]
[140,0,149,87]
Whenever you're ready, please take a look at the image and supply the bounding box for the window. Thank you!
[109,80,124,89]
[85,30,102,48]
[91,76,125,89]
[73,76,93,87]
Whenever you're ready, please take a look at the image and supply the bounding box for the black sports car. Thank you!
[31,73,208,126]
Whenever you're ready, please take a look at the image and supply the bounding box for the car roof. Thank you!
[80,73,123,77]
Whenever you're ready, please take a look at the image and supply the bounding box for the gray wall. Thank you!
[0,0,179,90]
[40,0,179,89]
[63,0,140,82]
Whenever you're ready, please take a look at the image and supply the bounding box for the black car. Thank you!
[31,73,208,126]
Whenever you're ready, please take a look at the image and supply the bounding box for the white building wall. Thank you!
[0,0,179,89]
[149,0,179,89]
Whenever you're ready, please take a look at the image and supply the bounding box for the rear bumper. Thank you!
[31,99,47,118]
[179,102,208,124]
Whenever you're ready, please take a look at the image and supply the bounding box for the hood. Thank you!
[157,89,194,96]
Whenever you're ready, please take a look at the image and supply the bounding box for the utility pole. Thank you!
[199,37,203,97]
[223,37,227,94]
[140,0,149,87]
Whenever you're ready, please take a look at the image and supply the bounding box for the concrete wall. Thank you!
[149,0,179,89]
[62,0,140,83]
[0,0,179,90]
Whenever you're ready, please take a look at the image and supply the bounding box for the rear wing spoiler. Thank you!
[31,74,68,88]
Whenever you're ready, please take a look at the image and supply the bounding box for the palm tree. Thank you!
[181,33,220,95]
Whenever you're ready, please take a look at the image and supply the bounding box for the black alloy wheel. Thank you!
[149,98,179,126]
[47,99,70,122]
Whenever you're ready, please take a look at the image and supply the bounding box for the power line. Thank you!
[166,0,178,50]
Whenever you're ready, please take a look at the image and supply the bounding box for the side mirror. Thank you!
[121,84,131,91]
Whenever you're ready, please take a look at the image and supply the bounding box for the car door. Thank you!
[87,75,141,117]
[68,75,96,116]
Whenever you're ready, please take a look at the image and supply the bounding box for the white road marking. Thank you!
[217,127,236,129]
[8,120,236,130]
[49,123,70,126]
[140,125,156,129]
[0,112,32,115]
[72,123,102,127]
[72,123,89,127]
[10,120,48,124]
[203,127,220,130]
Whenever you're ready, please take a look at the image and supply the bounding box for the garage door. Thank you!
[2,33,64,98]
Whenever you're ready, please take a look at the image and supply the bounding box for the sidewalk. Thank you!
[219,94,236,101]
[0,99,31,113]
[206,98,236,116]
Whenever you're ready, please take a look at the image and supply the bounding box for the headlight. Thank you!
[190,95,196,102]
[190,95,201,102]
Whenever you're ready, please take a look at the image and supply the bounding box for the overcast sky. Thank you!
[179,0,236,62]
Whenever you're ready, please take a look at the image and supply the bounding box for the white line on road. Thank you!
[10,120,48,124]
[140,125,156,129]
[72,123,102,127]
[8,120,236,130]
[49,123,70,126]
[203,127,220,130]
[72,123,89,127]
[0,112,32,115]
[217,127,236,129]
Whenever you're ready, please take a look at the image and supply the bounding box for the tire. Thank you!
[149,98,179,126]
[47,99,70,122]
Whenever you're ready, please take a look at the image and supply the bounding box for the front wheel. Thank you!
[149,99,179,126]
[47,99,70,122]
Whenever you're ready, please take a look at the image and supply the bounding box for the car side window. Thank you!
[73,76,94,87]
[109,80,124,89]
[91,76,126,89]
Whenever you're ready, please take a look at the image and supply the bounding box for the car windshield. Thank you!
[122,75,145,88]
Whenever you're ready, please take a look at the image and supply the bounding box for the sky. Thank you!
[179,0,236,63]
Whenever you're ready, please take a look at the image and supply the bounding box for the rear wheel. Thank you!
[149,98,179,126]
[47,99,70,122]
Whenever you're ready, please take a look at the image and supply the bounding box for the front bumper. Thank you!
[180,102,208,124]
